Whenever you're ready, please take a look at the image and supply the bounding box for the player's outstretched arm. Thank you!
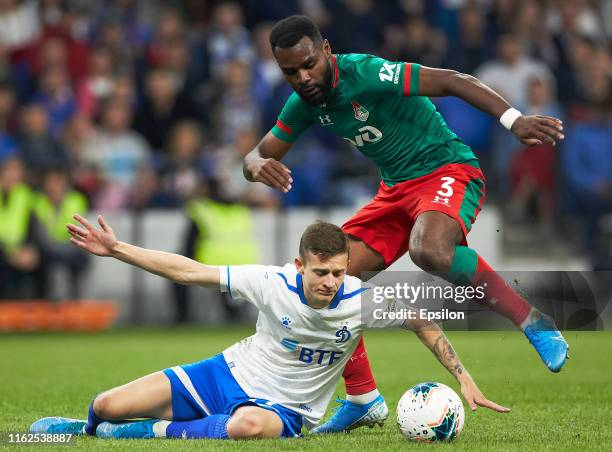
[243,131,294,193]
[404,318,511,413]
[67,214,220,287]
[416,66,564,147]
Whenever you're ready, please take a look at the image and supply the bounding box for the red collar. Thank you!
[331,54,339,89]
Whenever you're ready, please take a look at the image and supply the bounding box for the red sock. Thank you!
[472,253,532,326]
[343,336,377,395]
[451,246,532,326]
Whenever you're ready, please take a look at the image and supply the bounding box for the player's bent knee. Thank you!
[409,245,454,272]
[227,413,264,439]
[227,407,282,439]
[92,392,124,420]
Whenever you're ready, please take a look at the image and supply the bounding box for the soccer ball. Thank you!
[396,382,465,442]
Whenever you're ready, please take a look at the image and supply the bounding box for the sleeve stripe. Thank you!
[275,119,292,135]
[227,266,232,299]
[403,63,412,96]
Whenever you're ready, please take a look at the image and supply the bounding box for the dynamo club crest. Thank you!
[335,325,351,343]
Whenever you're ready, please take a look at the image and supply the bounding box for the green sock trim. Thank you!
[449,246,478,286]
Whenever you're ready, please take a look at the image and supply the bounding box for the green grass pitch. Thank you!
[1,327,610,451]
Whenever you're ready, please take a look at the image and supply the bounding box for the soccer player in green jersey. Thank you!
[243,15,569,433]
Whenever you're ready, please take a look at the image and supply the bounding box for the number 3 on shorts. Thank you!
[437,177,456,197]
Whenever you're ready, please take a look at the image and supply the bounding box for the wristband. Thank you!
[499,108,522,130]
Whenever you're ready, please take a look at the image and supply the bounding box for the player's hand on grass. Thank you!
[459,374,511,413]
[511,115,564,147]
[247,157,293,193]
[67,214,118,257]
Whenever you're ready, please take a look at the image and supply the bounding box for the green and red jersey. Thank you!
[271,53,478,186]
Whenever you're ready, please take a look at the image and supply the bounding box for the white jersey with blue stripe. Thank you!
[218,264,403,429]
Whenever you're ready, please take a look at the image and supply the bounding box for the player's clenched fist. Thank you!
[511,115,564,147]
[245,157,293,193]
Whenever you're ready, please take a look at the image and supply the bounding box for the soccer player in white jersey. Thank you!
[30,215,509,440]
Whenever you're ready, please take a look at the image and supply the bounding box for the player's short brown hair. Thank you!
[299,221,349,263]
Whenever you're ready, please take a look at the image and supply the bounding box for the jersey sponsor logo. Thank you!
[379,62,401,85]
[299,347,344,366]
[335,325,351,343]
[280,338,344,366]
[351,100,369,122]
[281,338,300,351]
[318,114,334,126]
[280,315,293,330]
[432,177,456,206]
[345,126,383,147]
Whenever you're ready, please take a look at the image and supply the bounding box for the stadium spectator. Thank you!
[0,156,44,299]
[554,34,596,107]
[61,113,101,200]
[146,10,206,96]
[252,22,284,114]
[76,46,116,117]
[326,0,385,54]
[476,34,554,192]
[0,82,16,133]
[173,177,259,323]
[109,72,137,109]
[513,0,554,60]
[146,7,186,64]
[602,0,612,39]
[0,82,18,161]
[35,37,68,76]
[157,37,199,97]
[214,128,279,208]
[445,6,491,75]
[83,97,150,210]
[546,0,605,42]
[158,120,206,205]
[204,58,260,145]
[508,77,562,230]
[88,0,152,52]
[562,118,612,266]
[0,39,12,82]
[94,16,133,74]
[206,1,254,79]
[379,23,406,61]
[485,0,515,38]
[399,16,446,68]
[16,103,68,179]
[0,0,41,51]
[475,33,554,107]
[30,65,76,136]
[132,67,199,152]
[45,3,91,83]
[33,167,89,298]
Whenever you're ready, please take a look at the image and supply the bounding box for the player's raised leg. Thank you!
[311,238,389,433]
[409,210,568,372]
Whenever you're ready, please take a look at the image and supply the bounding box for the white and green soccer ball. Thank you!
[396,382,465,442]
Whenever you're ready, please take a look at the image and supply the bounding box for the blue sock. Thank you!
[166,415,230,439]
[85,399,103,436]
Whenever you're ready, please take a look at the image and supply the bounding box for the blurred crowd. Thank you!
[0,0,611,299]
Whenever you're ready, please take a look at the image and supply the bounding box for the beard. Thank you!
[296,59,333,105]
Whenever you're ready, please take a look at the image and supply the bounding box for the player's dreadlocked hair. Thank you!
[299,221,349,262]
[269,15,323,52]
